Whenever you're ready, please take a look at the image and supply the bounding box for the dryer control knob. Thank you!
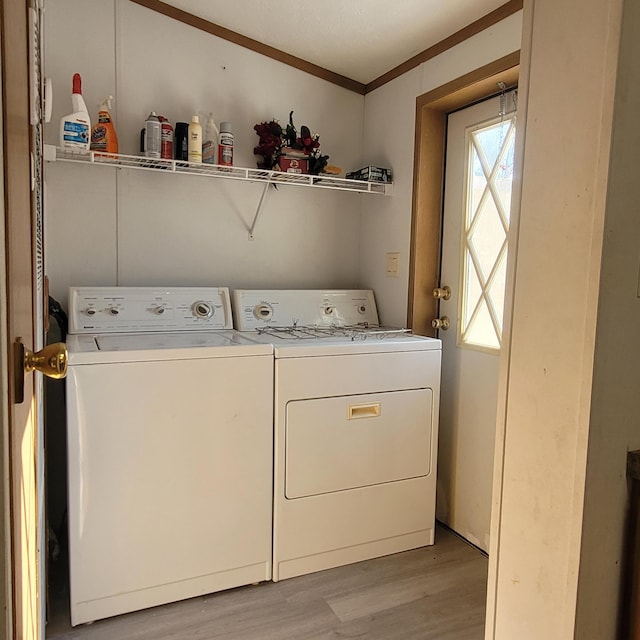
[253,303,273,321]
[85,307,96,316]
[192,301,213,318]
[153,305,166,315]
[108,307,120,316]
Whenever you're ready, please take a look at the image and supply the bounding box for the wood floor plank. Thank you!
[50,592,339,640]
[277,527,475,606]
[325,555,487,623]
[317,578,487,640]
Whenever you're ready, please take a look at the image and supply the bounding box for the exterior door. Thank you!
[435,93,516,552]
[1,1,45,637]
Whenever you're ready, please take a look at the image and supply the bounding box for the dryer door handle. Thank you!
[348,402,381,420]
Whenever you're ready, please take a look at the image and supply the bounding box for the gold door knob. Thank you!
[431,317,451,331]
[432,286,452,300]
[24,342,67,379]
[13,340,68,404]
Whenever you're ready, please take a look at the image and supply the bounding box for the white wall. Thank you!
[44,1,524,322]
[360,13,522,328]
[44,0,365,305]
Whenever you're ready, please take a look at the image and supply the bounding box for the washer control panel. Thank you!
[232,290,379,331]
[69,287,233,334]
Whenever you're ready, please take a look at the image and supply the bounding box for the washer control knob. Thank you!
[357,305,367,314]
[108,307,120,316]
[85,307,96,316]
[253,303,273,321]
[153,305,166,315]
[324,306,334,315]
[192,301,213,318]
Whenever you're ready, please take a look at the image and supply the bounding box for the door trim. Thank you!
[1,0,39,636]
[0,52,11,640]
[407,51,520,336]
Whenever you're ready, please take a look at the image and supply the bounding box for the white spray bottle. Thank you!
[202,113,219,164]
[59,73,91,150]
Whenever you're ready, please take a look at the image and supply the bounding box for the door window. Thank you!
[460,113,516,350]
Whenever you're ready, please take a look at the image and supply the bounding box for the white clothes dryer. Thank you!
[232,289,442,582]
[65,287,273,625]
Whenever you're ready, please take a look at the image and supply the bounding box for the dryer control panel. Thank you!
[232,289,379,331]
[68,287,233,333]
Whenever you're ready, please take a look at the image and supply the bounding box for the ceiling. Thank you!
[163,0,510,85]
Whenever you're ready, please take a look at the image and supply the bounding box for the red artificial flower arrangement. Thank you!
[253,111,329,175]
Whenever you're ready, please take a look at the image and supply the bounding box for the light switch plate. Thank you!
[386,252,400,278]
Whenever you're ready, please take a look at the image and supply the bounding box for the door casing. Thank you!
[407,51,519,336]
[1,1,40,638]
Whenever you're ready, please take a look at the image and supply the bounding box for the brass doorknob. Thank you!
[432,286,452,300]
[431,317,451,331]
[24,342,67,379]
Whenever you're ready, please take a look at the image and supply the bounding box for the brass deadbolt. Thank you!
[432,286,452,301]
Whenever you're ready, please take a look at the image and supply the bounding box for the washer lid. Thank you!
[67,331,272,365]
[95,331,246,351]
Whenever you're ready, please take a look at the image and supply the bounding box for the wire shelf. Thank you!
[48,147,392,196]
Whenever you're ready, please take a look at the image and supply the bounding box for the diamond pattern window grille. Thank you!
[460,114,516,351]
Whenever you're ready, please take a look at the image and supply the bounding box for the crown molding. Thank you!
[129,0,523,96]
[366,0,523,93]
[128,0,366,94]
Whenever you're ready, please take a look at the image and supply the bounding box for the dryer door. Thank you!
[285,388,433,499]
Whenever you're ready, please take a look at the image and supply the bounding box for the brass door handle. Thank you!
[431,317,451,331]
[24,342,68,378]
[14,340,67,404]
[432,286,452,300]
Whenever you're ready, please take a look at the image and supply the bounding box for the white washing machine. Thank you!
[232,289,442,581]
[65,287,274,625]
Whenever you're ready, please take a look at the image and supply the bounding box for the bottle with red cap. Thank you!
[157,116,173,160]
[60,73,91,150]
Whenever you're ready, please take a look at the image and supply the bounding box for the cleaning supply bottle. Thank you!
[90,96,118,154]
[144,112,161,158]
[174,122,189,161]
[218,121,233,166]
[188,115,202,163]
[202,113,219,165]
[158,116,174,160]
[60,73,91,150]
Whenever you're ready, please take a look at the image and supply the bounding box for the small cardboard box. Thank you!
[346,165,393,183]
[278,155,309,174]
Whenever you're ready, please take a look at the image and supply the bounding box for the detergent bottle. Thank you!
[90,96,118,154]
[188,115,203,163]
[59,73,91,150]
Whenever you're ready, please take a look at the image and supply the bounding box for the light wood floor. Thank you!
[46,525,488,640]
